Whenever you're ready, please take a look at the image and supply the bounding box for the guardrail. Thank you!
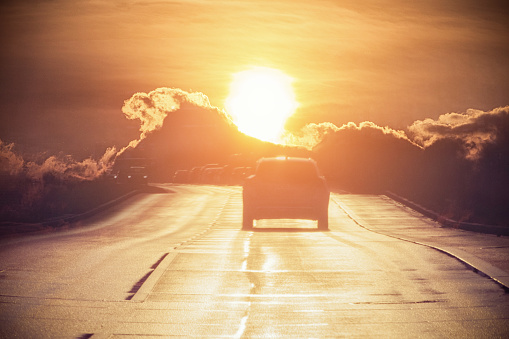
[0,190,141,238]
[386,191,509,236]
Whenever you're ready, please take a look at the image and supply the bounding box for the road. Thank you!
[0,184,508,338]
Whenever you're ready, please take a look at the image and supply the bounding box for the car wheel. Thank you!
[317,211,328,230]
[242,207,253,230]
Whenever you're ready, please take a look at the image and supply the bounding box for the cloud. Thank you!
[0,140,24,176]
[0,88,233,183]
[283,120,418,150]
[119,87,232,154]
[408,106,509,160]
[1,139,116,182]
[285,106,509,163]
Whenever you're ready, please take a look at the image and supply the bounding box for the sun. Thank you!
[225,67,298,143]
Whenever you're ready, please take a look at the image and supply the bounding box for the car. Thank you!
[172,169,189,183]
[242,157,330,230]
[114,166,149,186]
[230,166,253,185]
[200,166,224,184]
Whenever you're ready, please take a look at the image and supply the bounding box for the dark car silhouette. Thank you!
[242,157,330,230]
[114,166,149,185]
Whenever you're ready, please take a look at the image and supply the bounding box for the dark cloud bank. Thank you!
[1,87,508,227]
[312,106,509,226]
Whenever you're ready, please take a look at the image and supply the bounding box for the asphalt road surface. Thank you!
[0,185,507,338]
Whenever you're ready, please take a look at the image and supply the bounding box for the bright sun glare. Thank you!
[225,67,298,143]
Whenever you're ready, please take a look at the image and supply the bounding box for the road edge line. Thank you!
[332,196,509,292]
[130,252,179,302]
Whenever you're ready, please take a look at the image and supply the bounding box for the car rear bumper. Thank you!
[250,206,325,220]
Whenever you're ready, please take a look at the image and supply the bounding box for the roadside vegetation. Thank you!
[0,173,133,224]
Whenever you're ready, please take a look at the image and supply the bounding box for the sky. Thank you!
[0,0,508,158]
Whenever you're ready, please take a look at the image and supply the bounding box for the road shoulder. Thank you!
[332,194,509,291]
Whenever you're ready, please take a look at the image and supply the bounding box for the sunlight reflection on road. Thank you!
[235,232,253,338]
[254,219,318,229]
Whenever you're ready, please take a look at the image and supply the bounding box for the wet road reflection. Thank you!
[143,186,508,337]
[0,185,507,337]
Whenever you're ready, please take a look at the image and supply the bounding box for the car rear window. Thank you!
[256,161,319,182]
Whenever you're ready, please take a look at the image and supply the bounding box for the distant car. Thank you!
[114,166,149,185]
[188,166,203,183]
[230,166,253,185]
[242,157,330,230]
[197,164,221,183]
[201,166,224,184]
[172,170,189,183]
